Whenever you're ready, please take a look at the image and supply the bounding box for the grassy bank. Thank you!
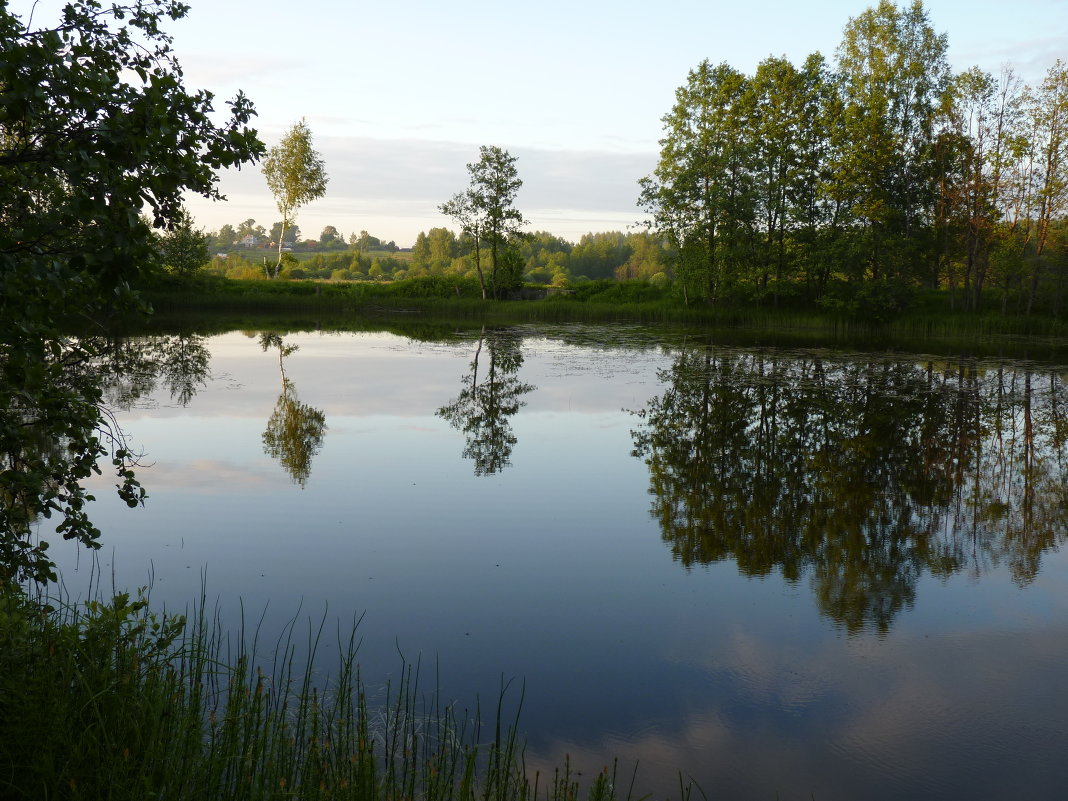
[142,274,1068,327]
[0,585,645,801]
[137,274,1068,360]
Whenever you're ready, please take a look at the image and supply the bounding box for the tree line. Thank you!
[204,220,399,254]
[201,225,672,285]
[639,0,1068,317]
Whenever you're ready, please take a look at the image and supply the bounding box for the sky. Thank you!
[14,0,1068,247]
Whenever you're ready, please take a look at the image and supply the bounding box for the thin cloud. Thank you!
[143,459,275,491]
[180,53,306,91]
[953,34,1068,84]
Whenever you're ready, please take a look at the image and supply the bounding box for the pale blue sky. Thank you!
[15,0,1068,245]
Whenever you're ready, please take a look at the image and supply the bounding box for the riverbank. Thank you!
[143,274,1068,328]
[136,274,1068,362]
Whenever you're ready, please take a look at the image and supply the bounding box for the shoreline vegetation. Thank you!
[0,583,639,801]
[140,274,1068,356]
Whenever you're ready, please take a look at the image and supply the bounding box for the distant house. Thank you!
[240,234,260,248]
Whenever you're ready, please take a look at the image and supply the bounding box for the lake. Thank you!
[52,323,1068,800]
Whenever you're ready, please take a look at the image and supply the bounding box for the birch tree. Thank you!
[262,120,328,278]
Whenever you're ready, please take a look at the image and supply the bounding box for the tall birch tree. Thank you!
[262,119,328,278]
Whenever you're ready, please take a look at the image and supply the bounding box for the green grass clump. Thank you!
[0,586,650,801]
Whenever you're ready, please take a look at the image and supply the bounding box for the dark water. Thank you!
[51,325,1068,800]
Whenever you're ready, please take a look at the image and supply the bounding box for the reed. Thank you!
[0,585,646,801]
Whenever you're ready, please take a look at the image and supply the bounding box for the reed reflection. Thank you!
[631,349,1068,633]
[437,328,534,476]
[259,333,327,488]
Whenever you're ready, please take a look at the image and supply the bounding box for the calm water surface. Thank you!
[53,325,1068,800]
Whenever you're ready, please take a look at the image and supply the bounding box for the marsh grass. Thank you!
[0,585,655,801]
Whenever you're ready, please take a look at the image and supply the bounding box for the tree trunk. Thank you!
[490,237,499,299]
[472,234,486,300]
[274,216,288,279]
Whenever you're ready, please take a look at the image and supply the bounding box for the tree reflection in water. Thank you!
[1,333,214,581]
[97,333,212,410]
[631,348,1068,634]
[437,328,534,476]
[259,333,327,488]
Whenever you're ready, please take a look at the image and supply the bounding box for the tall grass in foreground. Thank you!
[0,586,663,801]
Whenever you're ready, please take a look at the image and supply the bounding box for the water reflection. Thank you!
[96,333,211,409]
[437,328,534,475]
[259,333,327,488]
[43,327,1068,799]
[631,349,1068,634]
